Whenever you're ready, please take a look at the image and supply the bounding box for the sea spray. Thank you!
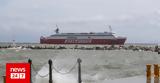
[35,54,77,83]
[34,64,77,83]
[52,72,77,83]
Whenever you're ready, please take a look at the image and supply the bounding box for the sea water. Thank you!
[0,48,159,83]
[34,49,159,83]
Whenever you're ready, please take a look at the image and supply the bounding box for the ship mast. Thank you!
[55,25,60,34]
[108,25,112,33]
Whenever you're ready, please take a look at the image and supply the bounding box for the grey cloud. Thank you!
[0,0,160,43]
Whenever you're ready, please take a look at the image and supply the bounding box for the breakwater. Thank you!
[0,43,159,52]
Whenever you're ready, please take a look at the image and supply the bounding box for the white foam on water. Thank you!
[34,65,49,83]
[52,72,77,83]
[35,64,77,83]
[35,53,77,83]
[102,76,146,83]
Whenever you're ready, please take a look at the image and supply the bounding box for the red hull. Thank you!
[40,38,126,45]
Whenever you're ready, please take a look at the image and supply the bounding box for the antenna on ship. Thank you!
[55,24,60,34]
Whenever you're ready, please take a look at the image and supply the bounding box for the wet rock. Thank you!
[95,47,101,50]
[57,46,66,49]
[128,45,134,50]
[108,45,116,50]
[154,45,159,52]
[132,47,139,51]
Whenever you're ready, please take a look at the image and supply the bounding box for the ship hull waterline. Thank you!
[40,38,126,45]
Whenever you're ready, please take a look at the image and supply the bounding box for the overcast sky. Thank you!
[0,0,160,43]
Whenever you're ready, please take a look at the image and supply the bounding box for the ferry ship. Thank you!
[40,28,126,45]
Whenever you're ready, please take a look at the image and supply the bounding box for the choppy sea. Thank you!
[0,43,159,83]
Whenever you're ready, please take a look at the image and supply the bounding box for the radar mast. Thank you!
[109,25,112,33]
[55,25,60,34]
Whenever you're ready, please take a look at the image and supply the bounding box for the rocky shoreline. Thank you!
[0,44,159,54]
